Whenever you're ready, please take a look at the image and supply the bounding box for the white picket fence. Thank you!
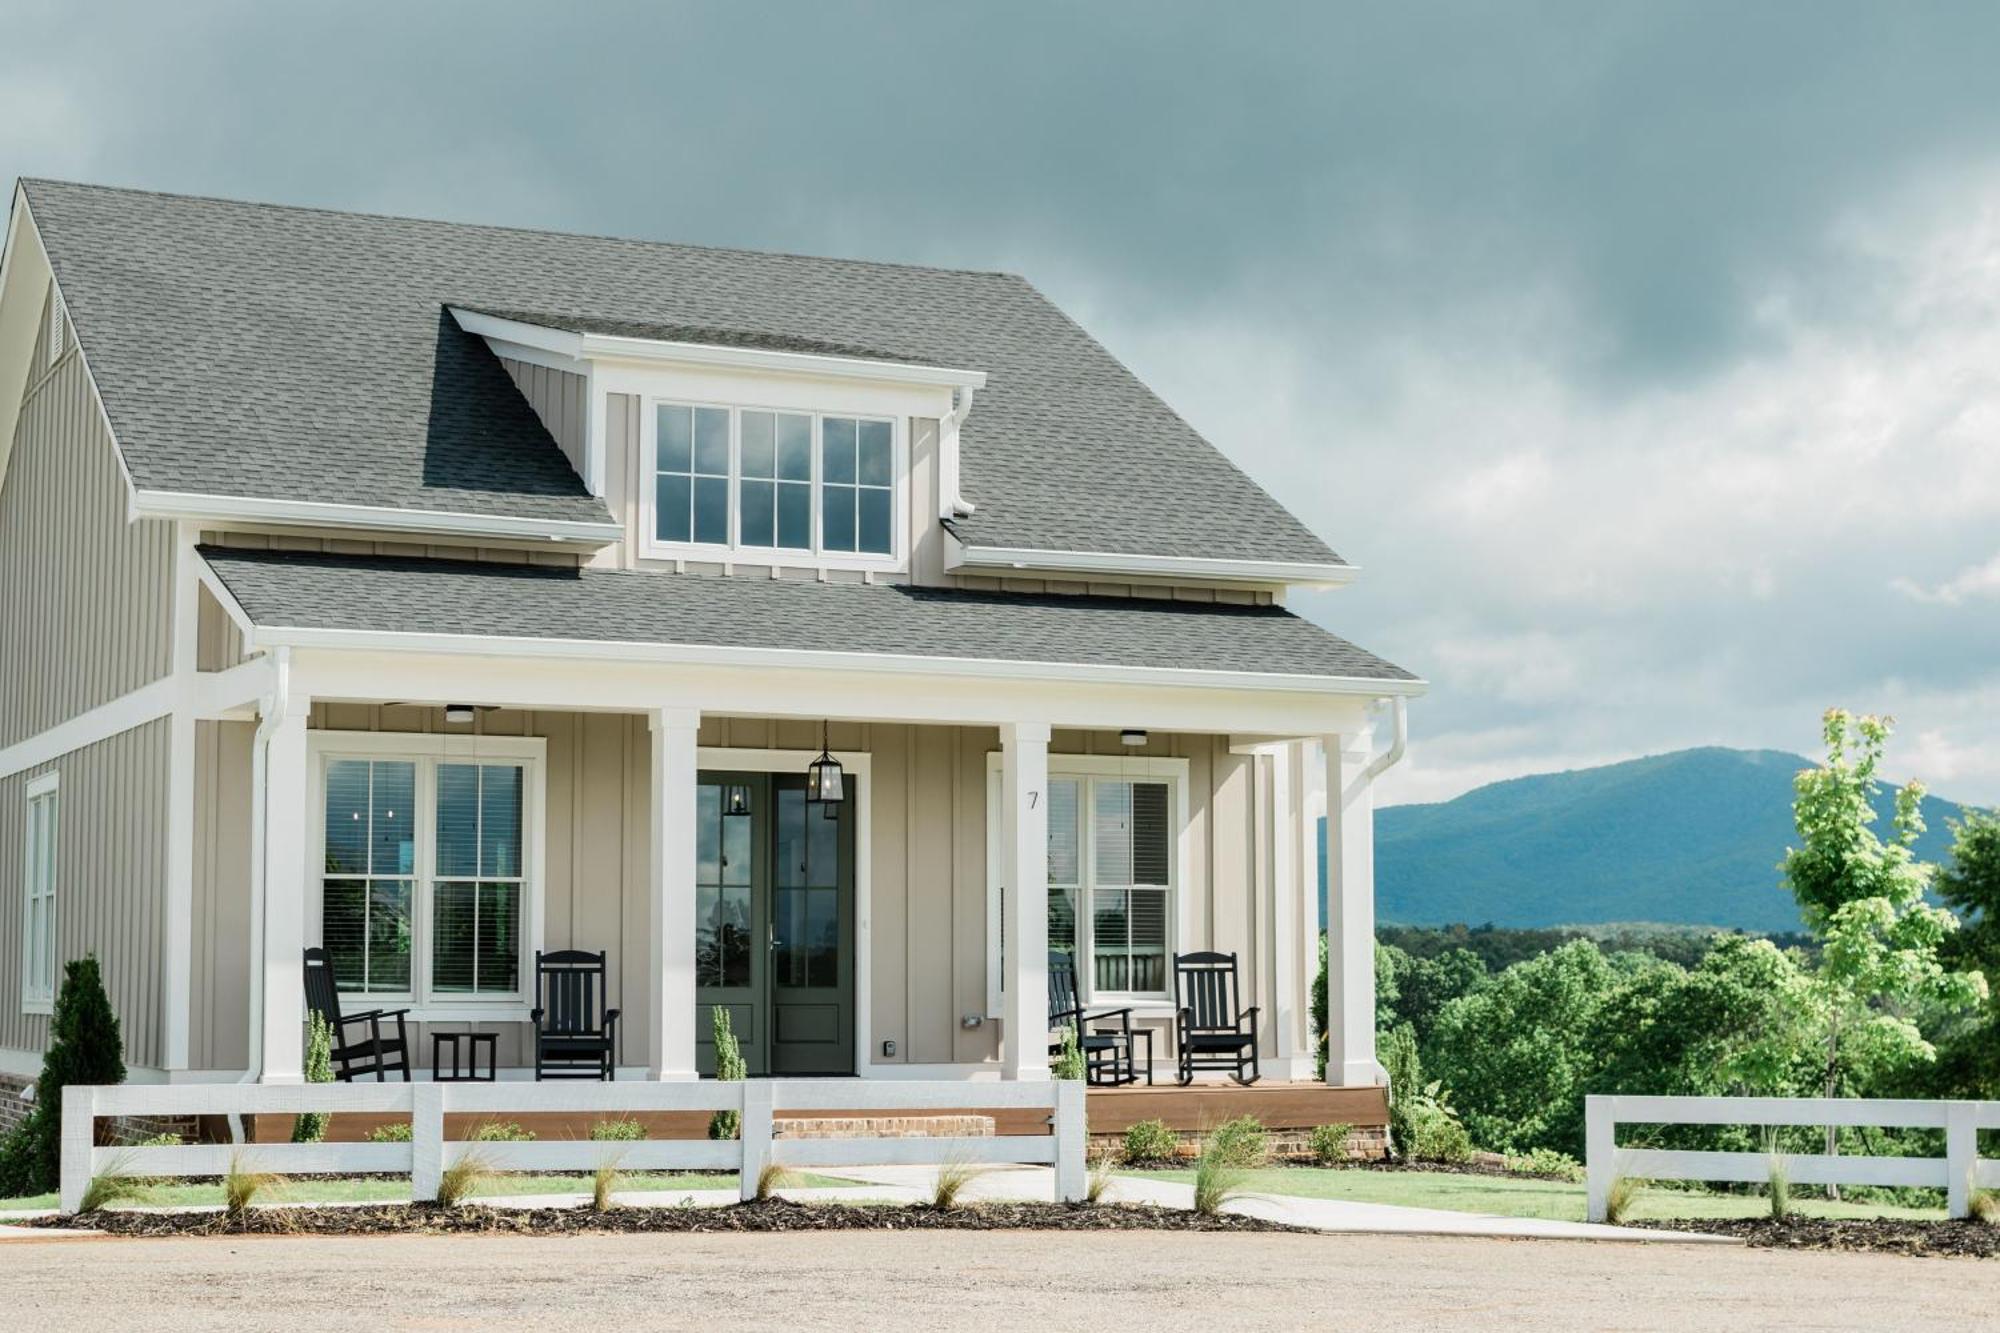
[1585,1094,2000,1221]
[60,1078,1087,1216]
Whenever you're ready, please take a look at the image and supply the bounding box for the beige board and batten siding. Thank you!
[498,357,589,486]
[0,285,173,748]
[190,719,254,1069]
[0,719,171,1067]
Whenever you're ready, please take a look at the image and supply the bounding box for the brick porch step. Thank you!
[771,1115,995,1140]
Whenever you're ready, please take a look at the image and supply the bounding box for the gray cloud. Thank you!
[6,1,1998,801]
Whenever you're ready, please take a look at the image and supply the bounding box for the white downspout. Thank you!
[939,386,978,518]
[237,648,290,1119]
[1361,696,1408,786]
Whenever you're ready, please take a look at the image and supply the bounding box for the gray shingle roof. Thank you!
[199,548,1414,684]
[26,179,1343,564]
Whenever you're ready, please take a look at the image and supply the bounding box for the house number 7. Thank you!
[1028,790,1039,808]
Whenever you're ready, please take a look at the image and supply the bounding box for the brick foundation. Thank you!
[0,1073,31,1138]
[0,1071,196,1146]
[773,1115,995,1140]
[1090,1122,1390,1163]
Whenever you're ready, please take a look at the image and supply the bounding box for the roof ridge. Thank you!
[16,176,1028,285]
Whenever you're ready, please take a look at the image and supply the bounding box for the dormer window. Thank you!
[643,398,903,569]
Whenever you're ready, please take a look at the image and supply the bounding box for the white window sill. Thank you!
[335,1001,533,1025]
[21,997,52,1017]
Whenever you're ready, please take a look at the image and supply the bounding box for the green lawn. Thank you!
[1121,1167,1945,1223]
[0,1171,861,1214]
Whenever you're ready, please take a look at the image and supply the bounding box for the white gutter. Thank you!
[245,621,1430,699]
[134,490,621,546]
[947,542,1359,589]
[1361,696,1409,784]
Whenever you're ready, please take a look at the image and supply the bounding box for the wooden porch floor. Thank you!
[244,1080,1386,1144]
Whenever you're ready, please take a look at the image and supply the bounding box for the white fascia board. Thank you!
[247,621,1426,699]
[134,490,622,545]
[449,305,987,391]
[947,542,1360,589]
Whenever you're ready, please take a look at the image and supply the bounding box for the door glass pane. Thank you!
[806,801,838,886]
[776,788,805,888]
[697,785,721,884]
[774,887,806,986]
[807,886,839,986]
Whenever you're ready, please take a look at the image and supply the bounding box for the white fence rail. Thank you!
[60,1078,1087,1215]
[1585,1094,2000,1222]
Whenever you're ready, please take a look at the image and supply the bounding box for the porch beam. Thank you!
[259,690,311,1083]
[1322,732,1384,1089]
[1000,721,1051,1081]
[648,706,701,1081]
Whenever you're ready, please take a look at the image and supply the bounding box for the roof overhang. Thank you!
[945,535,1359,590]
[449,306,989,390]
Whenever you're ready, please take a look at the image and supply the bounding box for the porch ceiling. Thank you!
[199,546,1421,689]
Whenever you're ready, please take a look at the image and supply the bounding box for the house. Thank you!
[0,179,1420,1139]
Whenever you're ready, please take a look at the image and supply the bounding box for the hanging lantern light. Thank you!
[805,720,845,805]
[724,783,752,818]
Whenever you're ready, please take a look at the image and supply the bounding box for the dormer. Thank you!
[452,308,985,580]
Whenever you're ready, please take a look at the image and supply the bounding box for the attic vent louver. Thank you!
[46,287,64,368]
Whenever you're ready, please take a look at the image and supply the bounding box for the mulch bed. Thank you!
[1633,1216,2000,1259]
[35,1197,1307,1238]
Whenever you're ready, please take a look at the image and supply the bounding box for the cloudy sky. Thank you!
[5,2,1997,806]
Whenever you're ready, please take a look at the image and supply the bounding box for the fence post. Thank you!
[1584,1095,1614,1223]
[58,1085,96,1216]
[1946,1100,1977,1220]
[411,1082,445,1203]
[740,1080,773,1202]
[1053,1079,1087,1203]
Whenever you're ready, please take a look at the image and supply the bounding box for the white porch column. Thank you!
[1001,721,1051,1080]
[1267,744,1301,1072]
[648,707,700,1081]
[258,693,311,1083]
[1322,732,1385,1088]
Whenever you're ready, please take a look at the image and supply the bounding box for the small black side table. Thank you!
[1129,1026,1156,1086]
[432,1031,498,1082]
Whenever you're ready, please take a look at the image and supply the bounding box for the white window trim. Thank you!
[638,394,908,574]
[984,752,1190,1015]
[21,770,59,1015]
[307,732,547,1022]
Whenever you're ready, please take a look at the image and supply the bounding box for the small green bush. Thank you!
[1403,1082,1473,1163]
[1122,1117,1181,1166]
[1504,1147,1584,1182]
[468,1121,535,1143]
[708,1006,746,1141]
[1307,1122,1353,1166]
[590,1118,647,1142]
[291,1012,334,1144]
[135,1132,184,1148]
[1052,1024,1085,1082]
[1205,1116,1269,1169]
[366,1122,413,1143]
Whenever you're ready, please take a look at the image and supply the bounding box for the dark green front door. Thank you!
[694,772,854,1076]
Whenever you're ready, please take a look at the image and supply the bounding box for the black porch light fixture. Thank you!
[805,720,845,805]
[723,784,752,818]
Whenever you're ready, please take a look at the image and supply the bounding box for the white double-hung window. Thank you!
[987,755,1186,1009]
[21,772,59,1013]
[311,735,544,1014]
[644,399,901,567]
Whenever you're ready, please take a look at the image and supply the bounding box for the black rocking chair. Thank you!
[532,949,620,1080]
[1048,951,1141,1086]
[1173,950,1261,1085]
[302,947,411,1081]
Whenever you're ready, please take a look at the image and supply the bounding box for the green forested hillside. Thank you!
[1329,747,1969,932]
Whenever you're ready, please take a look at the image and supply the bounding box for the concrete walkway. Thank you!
[828,1163,1736,1243]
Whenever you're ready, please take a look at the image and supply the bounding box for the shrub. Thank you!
[1403,1081,1473,1163]
[1503,1147,1584,1182]
[1378,1024,1422,1159]
[708,1006,745,1141]
[1307,1122,1354,1166]
[468,1121,534,1143]
[1205,1116,1269,1169]
[1052,1024,1085,1082]
[291,1012,334,1144]
[590,1118,647,1142]
[0,955,126,1196]
[366,1122,413,1143]
[1122,1118,1180,1166]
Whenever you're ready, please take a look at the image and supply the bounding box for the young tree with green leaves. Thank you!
[1933,807,2000,1096]
[1782,710,1987,1182]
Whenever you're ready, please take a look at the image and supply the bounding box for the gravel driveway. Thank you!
[5,1228,1994,1330]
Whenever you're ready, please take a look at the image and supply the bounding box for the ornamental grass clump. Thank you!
[1085,1152,1118,1205]
[435,1151,496,1208]
[78,1151,142,1214]
[223,1152,285,1219]
[708,1006,746,1141]
[930,1155,984,1210]
[1602,1173,1641,1226]
[1970,1188,1999,1225]
[591,1155,624,1212]
[1192,1118,1266,1218]
[755,1160,798,1202]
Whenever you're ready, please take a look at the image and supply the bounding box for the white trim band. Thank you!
[947,540,1359,588]
[133,490,622,545]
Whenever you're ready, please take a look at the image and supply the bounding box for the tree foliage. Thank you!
[0,956,126,1195]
